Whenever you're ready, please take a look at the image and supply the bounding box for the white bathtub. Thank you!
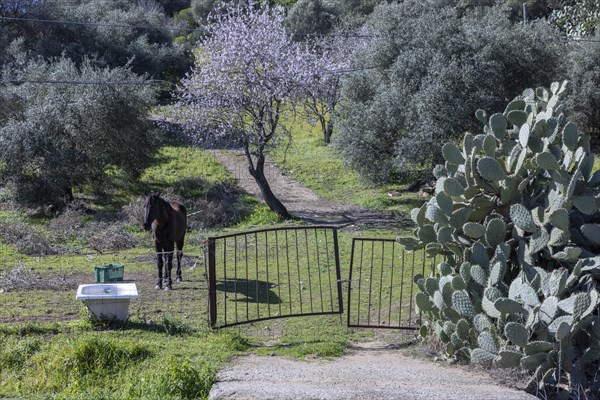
[76,283,138,320]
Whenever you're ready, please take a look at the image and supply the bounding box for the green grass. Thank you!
[0,326,247,399]
[271,116,424,215]
[140,146,235,196]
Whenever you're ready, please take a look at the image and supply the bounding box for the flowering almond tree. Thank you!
[174,1,317,219]
[304,31,370,144]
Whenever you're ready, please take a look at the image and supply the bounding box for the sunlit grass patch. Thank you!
[0,322,249,399]
[141,146,235,196]
[272,115,423,215]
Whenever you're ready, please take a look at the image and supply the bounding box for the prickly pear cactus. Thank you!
[401,82,600,399]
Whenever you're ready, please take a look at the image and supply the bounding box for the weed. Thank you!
[132,357,216,400]
[0,336,41,370]
[67,336,151,377]
[0,321,60,336]
[161,316,195,336]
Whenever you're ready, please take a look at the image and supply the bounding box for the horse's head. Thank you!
[143,192,162,230]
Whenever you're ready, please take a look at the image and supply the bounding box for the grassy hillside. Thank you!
[271,115,423,215]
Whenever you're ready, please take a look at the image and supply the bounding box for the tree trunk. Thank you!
[248,154,292,220]
[64,186,74,203]
[324,118,334,144]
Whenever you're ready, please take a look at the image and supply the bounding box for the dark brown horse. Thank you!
[143,192,187,290]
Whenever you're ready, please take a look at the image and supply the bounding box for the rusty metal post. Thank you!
[332,228,343,314]
[207,238,217,327]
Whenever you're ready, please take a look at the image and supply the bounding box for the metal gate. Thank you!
[206,226,343,328]
[346,238,436,330]
[206,228,435,330]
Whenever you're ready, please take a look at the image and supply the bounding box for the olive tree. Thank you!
[0,56,158,207]
[174,1,316,219]
[334,1,564,183]
[0,0,190,82]
[564,41,600,148]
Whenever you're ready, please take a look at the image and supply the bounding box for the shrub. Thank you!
[400,83,600,398]
[0,221,58,256]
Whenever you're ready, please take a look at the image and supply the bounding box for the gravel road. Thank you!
[209,346,536,400]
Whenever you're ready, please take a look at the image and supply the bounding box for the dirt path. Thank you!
[209,343,535,400]
[208,150,536,400]
[211,150,409,230]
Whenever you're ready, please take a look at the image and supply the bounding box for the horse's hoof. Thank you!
[176,277,182,283]
[155,285,162,290]
[164,286,172,291]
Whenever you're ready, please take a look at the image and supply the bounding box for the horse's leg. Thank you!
[155,242,163,290]
[176,238,184,283]
[164,242,174,290]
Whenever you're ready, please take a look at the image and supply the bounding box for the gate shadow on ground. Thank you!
[216,279,282,305]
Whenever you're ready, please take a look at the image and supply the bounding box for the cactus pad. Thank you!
[510,204,538,233]
[442,142,465,165]
[426,205,448,224]
[433,291,445,311]
[485,219,506,248]
[488,262,506,286]
[470,264,488,286]
[417,225,437,244]
[452,275,467,291]
[489,113,507,139]
[436,192,454,215]
[416,292,433,313]
[473,313,492,332]
[463,222,486,239]
[549,227,569,247]
[508,110,528,128]
[443,177,465,197]
[505,322,529,348]
[524,341,554,355]
[471,348,495,365]
[553,247,582,263]
[459,262,471,284]
[536,151,561,170]
[482,287,502,318]
[581,224,600,245]
[562,122,579,150]
[456,319,471,340]
[477,157,506,181]
[520,353,549,371]
[452,290,475,317]
[572,196,598,215]
[494,298,525,315]
[539,296,559,324]
[529,229,550,254]
[475,109,487,124]
[477,331,498,354]
[548,315,572,335]
[494,350,523,368]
